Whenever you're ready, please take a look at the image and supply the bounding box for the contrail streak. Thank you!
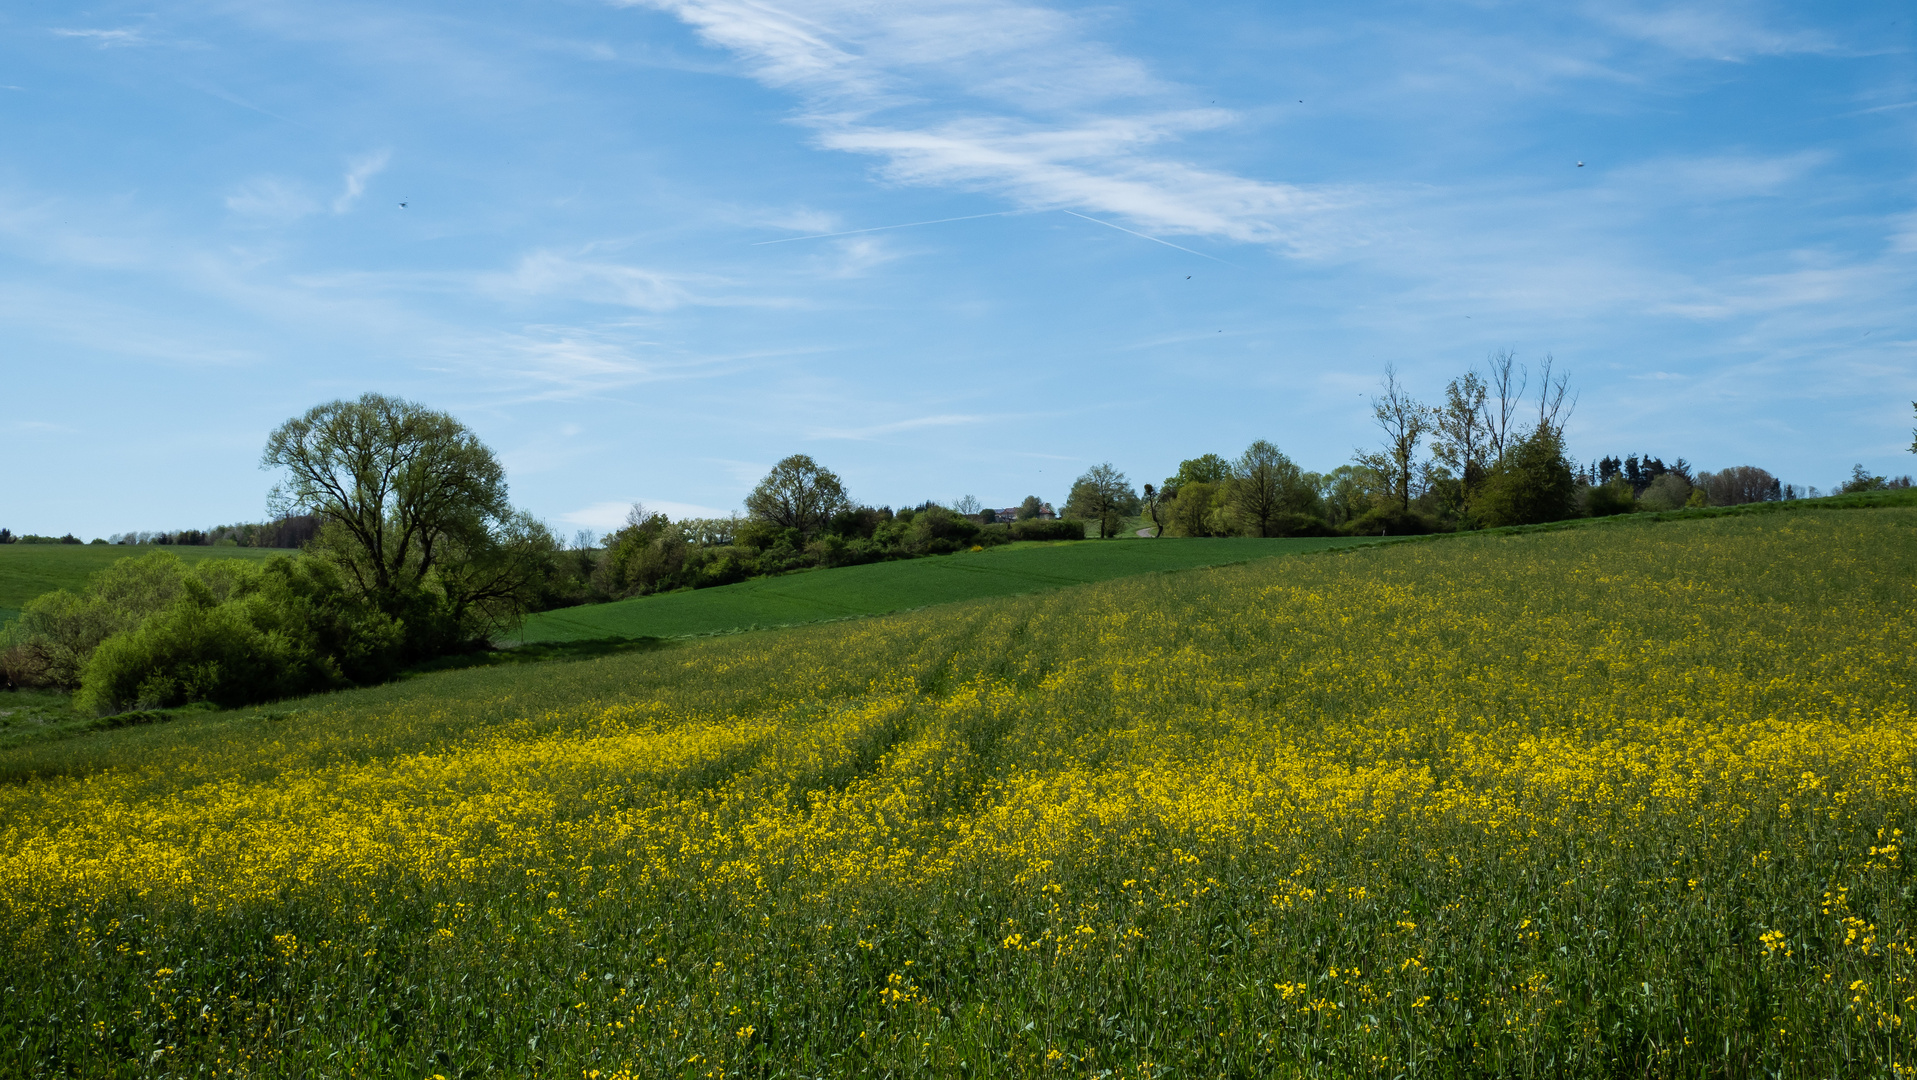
[751,210,1029,245]
[1060,210,1234,265]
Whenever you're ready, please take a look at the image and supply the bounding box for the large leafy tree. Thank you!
[745,455,850,536]
[1066,462,1138,538]
[1162,453,1233,494]
[1471,426,1577,527]
[1228,440,1311,537]
[262,393,552,650]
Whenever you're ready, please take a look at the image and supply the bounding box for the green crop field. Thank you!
[516,535,1380,642]
[0,543,285,629]
[4,506,1914,1077]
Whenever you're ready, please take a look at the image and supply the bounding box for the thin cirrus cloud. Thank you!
[225,153,390,220]
[331,152,389,213]
[1592,2,1833,60]
[50,28,148,47]
[491,251,697,311]
[623,0,1349,250]
[224,176,322,220]
[432,326,789,402]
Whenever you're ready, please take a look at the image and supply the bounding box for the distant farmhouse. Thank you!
[992,503,1056,524]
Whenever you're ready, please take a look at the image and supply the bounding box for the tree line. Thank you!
[0,518,322,548]
[0,396,1086,710]
[3,383,1911,714]
[1089,354,1911,540]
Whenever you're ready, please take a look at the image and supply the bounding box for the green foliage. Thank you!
[905,505,984,554]
[0,544,280,643]
[1163,453,1233,492]
[1583,477,1638,517]
[1065,463,1138,539]
[6,551,212,688]
[1636,471,1694,511]
[73,557,402,715]
[1345,504,1443,536]
[1163,480,1228,536]
[1472,426,1577,527]
[1839,463,1914,495]
[744,454,851,536]
[1312,464,1381,529]
[1009,518,1085,541]
[1228,440,1324,537]
[264,393,548,656]
[1,550,401,714]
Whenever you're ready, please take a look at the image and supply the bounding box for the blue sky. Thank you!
[3,0,1913,538]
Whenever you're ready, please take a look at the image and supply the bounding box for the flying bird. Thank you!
[1576,162,1584,168]
[399,201,409,208]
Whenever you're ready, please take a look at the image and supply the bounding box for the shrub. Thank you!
[1581,478,1637,517]
[76,594,303,714]
[907,507,982,552]
[1637,472,1693,511]
[1344,505,1441,536]
[1010,518,1088,541]
[2,549,402,714]
[7,551,199,688]
[74,557,402,715]
[1269,512,1333,537]
[0,642,52,689]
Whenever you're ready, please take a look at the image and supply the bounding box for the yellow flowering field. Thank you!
[3,510,1914,1077]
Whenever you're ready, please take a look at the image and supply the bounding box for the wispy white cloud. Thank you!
[813,236,900,277]
[225,176,321,220]
[224,151,391,221]
[624,0,1351,250]
[1592,2,1832,61]
[50,27,147,48]
[423,324,811,403]
[1605,150,1828,200]
[332,151,389,213]
[1887,213,1917,255]
[482,330,668,395]
[489,251,695,310]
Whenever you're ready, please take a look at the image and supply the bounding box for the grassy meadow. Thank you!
[516,536,1376,643]
[0,544,283,629]
[3,509,1914,1077]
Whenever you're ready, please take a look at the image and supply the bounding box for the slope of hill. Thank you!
[513,535,1381,642]
[4,507,1912,1076]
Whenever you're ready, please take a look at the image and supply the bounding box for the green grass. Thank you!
[0,543,285,628]
[3,507,1913,1077]
[516,536,1381,642]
